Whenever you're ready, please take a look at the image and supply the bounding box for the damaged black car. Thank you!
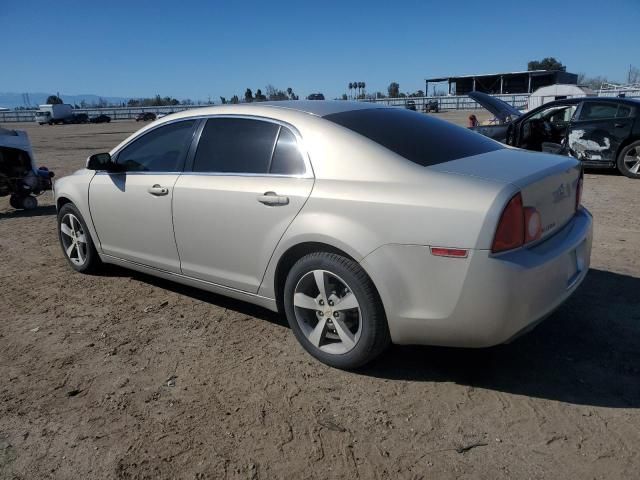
[469,92,640,179]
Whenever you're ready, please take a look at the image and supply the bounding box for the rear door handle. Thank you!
[257,191,289,206]
[614,123,626,128]
[148,184,169,196]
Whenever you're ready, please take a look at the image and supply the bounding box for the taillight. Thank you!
[524,207,542,243]
[492,193,524,253]
[575,168,583,212]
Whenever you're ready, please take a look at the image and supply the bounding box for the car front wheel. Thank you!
[283,252,390,369]
[617,140,640,179]
[57,203,101,273]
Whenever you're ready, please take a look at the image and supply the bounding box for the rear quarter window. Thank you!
[616,105,633,118]
[324,108,503,166]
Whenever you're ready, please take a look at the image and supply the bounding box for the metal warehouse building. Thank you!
[425,70,578,96]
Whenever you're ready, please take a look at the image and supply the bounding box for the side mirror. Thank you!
[86,153,115,171]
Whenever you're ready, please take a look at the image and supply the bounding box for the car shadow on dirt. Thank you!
[363,268,640,408]
[102,265,638,408]
[100,264,287,328]
[0,205,57,220]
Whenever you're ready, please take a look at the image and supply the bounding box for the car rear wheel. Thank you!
[617,141,640,179]
[283,252,390,369]
[57,203,101,273]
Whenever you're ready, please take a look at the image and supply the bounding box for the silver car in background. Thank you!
[54,101,593,369]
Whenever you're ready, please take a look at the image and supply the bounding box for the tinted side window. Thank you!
[324,108,502,166]
[194,118,279,173]
[270,127,306,175]
[579,103,618,120]
[117,120,196,172]
[616,105,633,118]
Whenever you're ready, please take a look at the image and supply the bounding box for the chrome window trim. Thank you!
[266,125,282,174]
[177,171,312,179]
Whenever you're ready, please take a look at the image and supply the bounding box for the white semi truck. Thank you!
[34,104,73,125]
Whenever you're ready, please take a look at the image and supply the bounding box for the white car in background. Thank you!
[53,101,592,369]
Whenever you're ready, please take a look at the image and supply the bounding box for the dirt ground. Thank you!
[1,112,639,480]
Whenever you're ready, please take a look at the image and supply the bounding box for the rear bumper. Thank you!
[361,208,593,347]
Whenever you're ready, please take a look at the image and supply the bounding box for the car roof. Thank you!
[167,100,385,120]
[114,101,394,156]
[542,96,640,107]
[263,100,385,117]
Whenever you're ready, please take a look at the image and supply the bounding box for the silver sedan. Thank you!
[54,101,593,369]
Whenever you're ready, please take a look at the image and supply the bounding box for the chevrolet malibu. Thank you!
[54,101,593,369]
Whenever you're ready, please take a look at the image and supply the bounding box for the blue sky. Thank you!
[2,0,639,101]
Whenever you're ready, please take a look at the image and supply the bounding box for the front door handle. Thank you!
[257,191,289,206]
[148,184,169,196]
[614,123,626,128]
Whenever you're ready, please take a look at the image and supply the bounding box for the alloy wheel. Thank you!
[60,213,88,266]
[623,146,640,174]
[293,269,362,354]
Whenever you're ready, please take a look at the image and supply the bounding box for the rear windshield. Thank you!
[324,108,503,166]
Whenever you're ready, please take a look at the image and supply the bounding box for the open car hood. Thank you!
[469,91,522,123]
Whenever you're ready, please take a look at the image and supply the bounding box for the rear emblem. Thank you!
[552,183,571,203]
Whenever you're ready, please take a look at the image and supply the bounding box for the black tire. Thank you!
[9,194,21,209]
[283,252,390,369]
[57,203,101,273]
[21,195,37,210]
[617,140,640,179]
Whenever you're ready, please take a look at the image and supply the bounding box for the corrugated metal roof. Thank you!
[426,70,570,82]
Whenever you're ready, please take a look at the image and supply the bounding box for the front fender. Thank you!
[54,170,101,252]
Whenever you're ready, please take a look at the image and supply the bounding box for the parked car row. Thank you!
[404,100,439,113]
[136,112,157,122]
[34,104,113,125]
[63,113,112,124]
[33,103,168,125]
[90,114,111,123]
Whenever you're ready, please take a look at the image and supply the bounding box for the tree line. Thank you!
[219,85,299,104]
[37,85,301,109]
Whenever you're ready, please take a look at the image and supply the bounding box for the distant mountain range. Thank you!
[0,92,131,108]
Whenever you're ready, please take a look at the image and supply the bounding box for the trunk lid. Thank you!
[431,148,581,243]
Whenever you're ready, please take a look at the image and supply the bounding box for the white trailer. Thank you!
[34,104,73,125]
[527,85,595,109]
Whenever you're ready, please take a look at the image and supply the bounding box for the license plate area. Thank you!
[567,241,586,289]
